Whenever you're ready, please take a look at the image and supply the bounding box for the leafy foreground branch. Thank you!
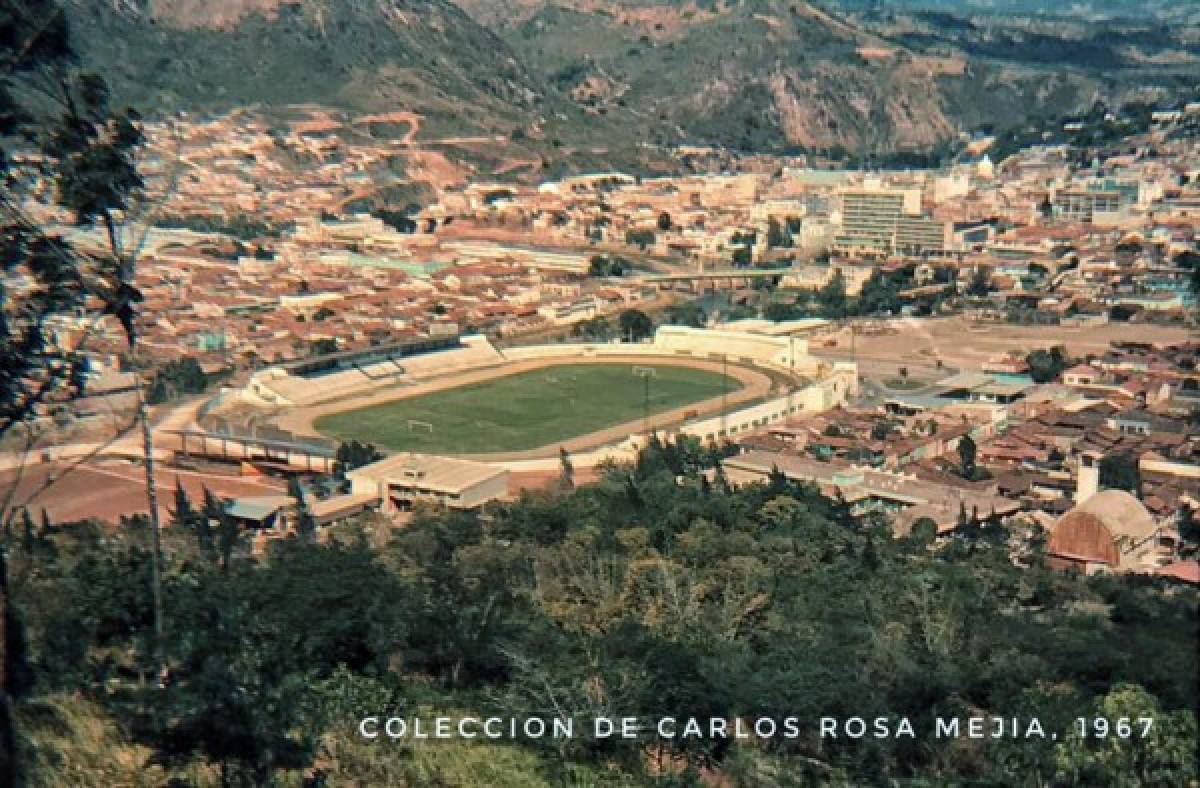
[4,446,1198,786]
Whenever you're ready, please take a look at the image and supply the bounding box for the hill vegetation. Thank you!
[61,0,1200,161]
[457,0,1199,157]
[6,439,1198,784]
[62,0,545,136]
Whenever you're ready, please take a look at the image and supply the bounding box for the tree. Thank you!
[1054,684,1198,786]
[2,5,152,777]
[764,300,800,322]
[0,4,144,440]
[656,211,672,231]
[1178,503,1198,546]
[665,301,706,328]
[572,316,612,341]
[1027,346,1071,383]
[335,440,384,474]
[857,270,902,316]
[146,357,209,404]
[310,338,339,357]
[1099,452,1141,493]
[588,255,626,277]
[967,266,992,297]
[766,218,791,248]
[1173,249,1200,270]
[558,447,575,492]
[618,309,654,342]
[958,434,977,479]
[625,229,655,250]
[201,488,243,572]
[288,477,317,543]
[818,269,848,318]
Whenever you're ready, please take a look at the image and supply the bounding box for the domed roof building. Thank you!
[1048,489,1175,575]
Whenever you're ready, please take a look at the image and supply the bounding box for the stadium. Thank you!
[220,326,858,466]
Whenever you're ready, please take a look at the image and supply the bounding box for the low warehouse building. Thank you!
[347,453,509,512]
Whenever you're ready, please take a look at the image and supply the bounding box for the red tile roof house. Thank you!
[1062,364,1104,386]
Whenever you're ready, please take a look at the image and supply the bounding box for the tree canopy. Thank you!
[6,438,1197,784]
[618,309,654,342]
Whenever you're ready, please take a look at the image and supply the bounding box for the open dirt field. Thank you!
[2,460,285,525]
[814,317,1193,374]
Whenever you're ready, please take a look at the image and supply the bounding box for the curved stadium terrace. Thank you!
[234,328,858,460]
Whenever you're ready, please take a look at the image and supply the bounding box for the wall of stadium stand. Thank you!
[492,364,858,472]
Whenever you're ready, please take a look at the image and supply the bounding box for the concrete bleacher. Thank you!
[652,326,816,375]
[356,359,407,381]
[260,366,385,405]
[499,327,818,378]
[398,335,504,380]
[245,328,826,408]
[250,335,506,406]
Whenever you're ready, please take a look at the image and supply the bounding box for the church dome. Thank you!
[1074,490,1156,542]
[1049,490,1158,569]
[1049,510,1120,566]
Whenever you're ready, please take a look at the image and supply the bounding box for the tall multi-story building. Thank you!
[833,187,952,256]
[1053,188,1123,221]
[894,216,953,255]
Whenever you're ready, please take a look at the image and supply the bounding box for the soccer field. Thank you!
[313,363,741,454]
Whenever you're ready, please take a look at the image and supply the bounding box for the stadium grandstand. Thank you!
[246,335,505,406]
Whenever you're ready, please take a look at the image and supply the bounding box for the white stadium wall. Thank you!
[240,330,854,431]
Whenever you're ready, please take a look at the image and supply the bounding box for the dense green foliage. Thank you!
[157,214,280,241]
[1027,346,1072,384]
[7,441,1197,784]
[618,309,655,342]
[1100,452,1142,494]
[664,302,708,329]
[764,263,959,323]
[588,254,631,278]
[0,0,142,437]
[334,440,385,474]
[625,229,656,250]
[146,358,210,405]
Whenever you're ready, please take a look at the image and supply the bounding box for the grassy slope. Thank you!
[14,694,631,786]
[64,0,543,128]
[314,363,741,454]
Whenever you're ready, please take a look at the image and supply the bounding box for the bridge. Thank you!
[639,267,796,284]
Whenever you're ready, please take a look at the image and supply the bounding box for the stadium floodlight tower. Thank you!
[632,366,657,435]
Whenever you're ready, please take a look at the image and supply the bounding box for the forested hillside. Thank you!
[7,438,1198,785]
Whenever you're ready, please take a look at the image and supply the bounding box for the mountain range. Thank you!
[63,0,1200,161]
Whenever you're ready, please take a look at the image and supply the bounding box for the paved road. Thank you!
[0,397,205,472]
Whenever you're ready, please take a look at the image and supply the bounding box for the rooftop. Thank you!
[346,452,507,493]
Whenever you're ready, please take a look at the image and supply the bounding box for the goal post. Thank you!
[632,366,657,378]
[407,419,434,434]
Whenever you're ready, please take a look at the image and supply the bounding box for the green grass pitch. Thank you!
[314,363,741,454]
